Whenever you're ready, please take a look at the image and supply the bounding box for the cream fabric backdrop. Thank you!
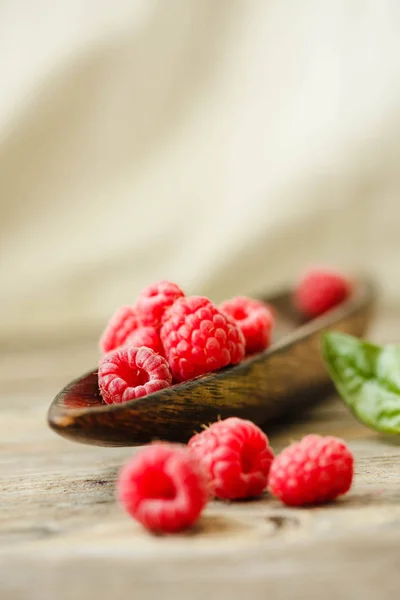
[1,0,400,344]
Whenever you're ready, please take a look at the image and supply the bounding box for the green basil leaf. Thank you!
[322,332,400,434]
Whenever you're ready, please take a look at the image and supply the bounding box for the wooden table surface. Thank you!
[1,311,400,600]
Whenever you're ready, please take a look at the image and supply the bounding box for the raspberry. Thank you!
[98,346,172,404]
[294,268,351,318]
[160,296,246,382]
[99,306,139,354]
[136,281,185,328]
[188,417,274,500]
[220,296,274,354]
[117,443,209,533]
[268,434,354,506]
[125,326,163,356]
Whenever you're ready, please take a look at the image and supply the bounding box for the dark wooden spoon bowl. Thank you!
[48,277,376,447]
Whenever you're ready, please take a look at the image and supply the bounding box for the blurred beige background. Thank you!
[1,0,400,346]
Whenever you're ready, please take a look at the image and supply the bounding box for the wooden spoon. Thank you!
[48,277,376,447]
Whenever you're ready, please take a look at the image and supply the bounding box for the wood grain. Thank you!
[1,308,400,600]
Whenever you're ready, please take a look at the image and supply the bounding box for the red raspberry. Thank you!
[135,281,185,328]
[99,306,139,354]
[98,346,172,404]
[117,443,209,533]
[294,268,351,318]
[268,434,354,506]
[220,296,274,354]
[188,417,274,500]
[125,326,163,356]
[160,296,245,382]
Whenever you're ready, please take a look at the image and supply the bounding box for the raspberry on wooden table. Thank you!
[160,296,246,382]
[188,417,274,500]
[294,268,351,318]
[135,281,185,328]
[98,346,172,404]
[268,434,354,506]
[117,443,209,533]
[220,296,274,354]
[125,326,163,356]
[99,306,139,354]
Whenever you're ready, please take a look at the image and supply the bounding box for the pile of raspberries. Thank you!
[98,269,350,406]
[98,281,275,405]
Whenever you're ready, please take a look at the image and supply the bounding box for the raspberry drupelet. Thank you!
[117,443,209,533]
[98,346,172,404]
[135,281,185,328]
[220,296,274,354]
[268,434,354,506]
[188,417,274,500]
[160,296,246,382]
